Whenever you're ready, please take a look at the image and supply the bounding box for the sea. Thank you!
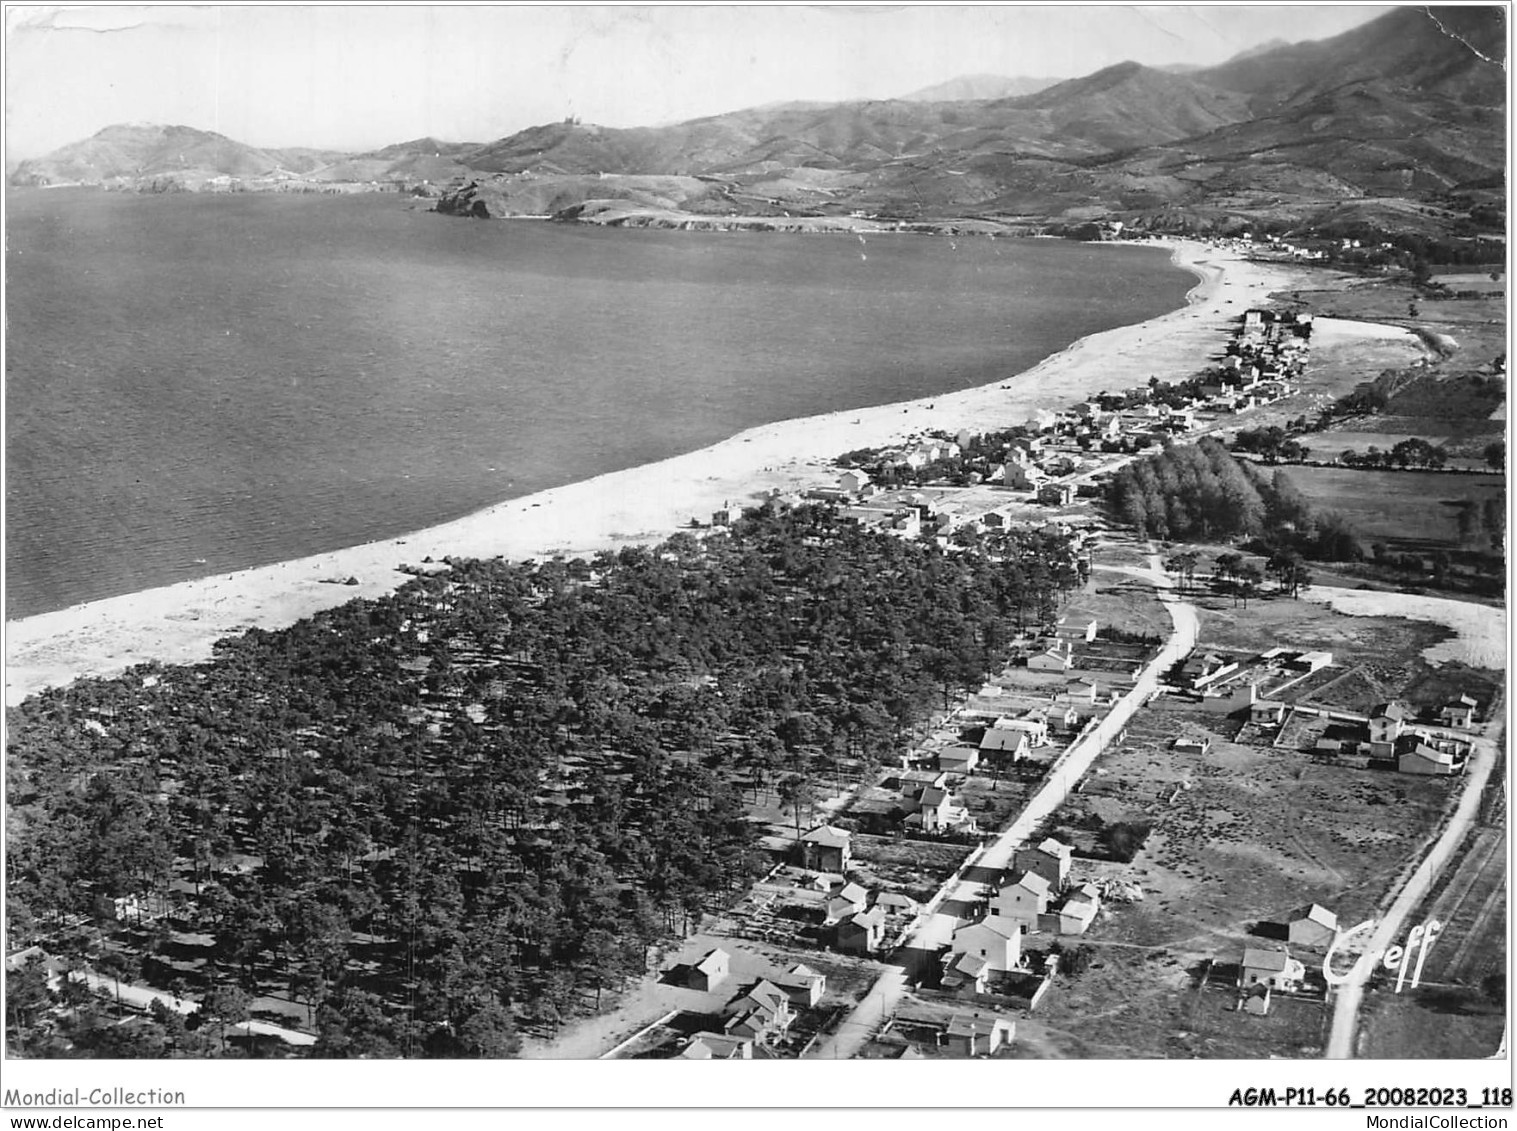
[5,190,1192,619]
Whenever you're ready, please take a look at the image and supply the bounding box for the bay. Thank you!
[5,190,1191,618]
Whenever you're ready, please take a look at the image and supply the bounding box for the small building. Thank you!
[1240,947,1305,993]
[1180,652,1238,690]
[1172,737,1210,755]
[989,870,1052,931]
[1440,694,1478,730]
[1056,883,1101,935]
[711,505,744,526]
[835,906,886,955]
[774,963,826,1008]
[723,980,794,1043]
[825,881,870,925]
[1017,837,1073,892]
[838,469,872,494]
[938,746,981,776]
[1028,640,1074,672]
[1398,740,1466,776]
[874,891,920,917]
[1368,702,1410,749]
[1037,482,1076,507]
[943,1011,1016,1057]
[941,950,992,994]
[950,918,1023,973]
[688,947,730,993]
[679,1032,755,1059]
[903,786,962,833]
[1053,616,1098,643]
[1286,904,1338,949]
[1003,461,1046,490]
[799,825,853,872]
[1250,699,1287,726]
[978,728,1029,764]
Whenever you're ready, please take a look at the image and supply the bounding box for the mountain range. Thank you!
[11,6,1506,236]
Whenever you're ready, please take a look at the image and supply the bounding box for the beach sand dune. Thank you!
[6,240,1314,705]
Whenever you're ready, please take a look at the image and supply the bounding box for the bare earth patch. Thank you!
[1301,586,1507,670]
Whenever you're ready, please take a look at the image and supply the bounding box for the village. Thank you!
[592,301,1502,1061]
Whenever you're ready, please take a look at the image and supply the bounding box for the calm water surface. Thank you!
[6,191,1191,617]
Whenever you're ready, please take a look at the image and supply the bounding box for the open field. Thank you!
[1278,466,1504,550]
[1358,991,1506,1060]
[1055,698,1456,952]
[1289,287,1506,368]
[1008,949,1330,1059]
[1066,573,1173,640]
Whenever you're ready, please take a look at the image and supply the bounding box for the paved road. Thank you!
[809,548,1196,1059]
[1323,721,1502,1058]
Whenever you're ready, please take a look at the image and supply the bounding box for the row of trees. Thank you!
[6,504,1079,1058]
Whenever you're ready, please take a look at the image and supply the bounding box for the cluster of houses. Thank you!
[1351,697,1478,776]
[1181,646,1480,777]
[677,946,829,1056]
[1235,903,1339,1015]
[792,825,922,956]
[939,837,1102,995]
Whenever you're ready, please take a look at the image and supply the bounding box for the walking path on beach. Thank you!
[6,240,1310,706]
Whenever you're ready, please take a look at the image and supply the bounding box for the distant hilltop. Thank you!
[10,6,1505,239]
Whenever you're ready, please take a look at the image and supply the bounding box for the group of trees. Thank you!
[6,504,1080,1058]
[1338,437,1451,471]
[1232,425,1312,464]
[1108,440,1365,567]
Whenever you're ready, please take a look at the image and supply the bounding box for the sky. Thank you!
[5,4,1394,160]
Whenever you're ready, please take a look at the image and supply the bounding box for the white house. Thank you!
[989,871,1052,931]
[1440,694,1478,730]
[1240,947,1305,993]
[951,918,1023,973]
[1056,883,1101,935]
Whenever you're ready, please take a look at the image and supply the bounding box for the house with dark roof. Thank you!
[1017,837,1073,892]
[835,906,886,955]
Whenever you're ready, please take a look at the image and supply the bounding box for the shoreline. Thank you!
[4,239,1304,706]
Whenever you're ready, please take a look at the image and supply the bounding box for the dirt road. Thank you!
[1324,726,1502,1058]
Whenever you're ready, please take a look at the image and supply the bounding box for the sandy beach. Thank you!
[5,238,1310,705]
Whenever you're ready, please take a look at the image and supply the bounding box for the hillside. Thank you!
[901,74,1062,101]
[11,6,1506,235]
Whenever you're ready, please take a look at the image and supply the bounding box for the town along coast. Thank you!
[4,234,1307,706]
